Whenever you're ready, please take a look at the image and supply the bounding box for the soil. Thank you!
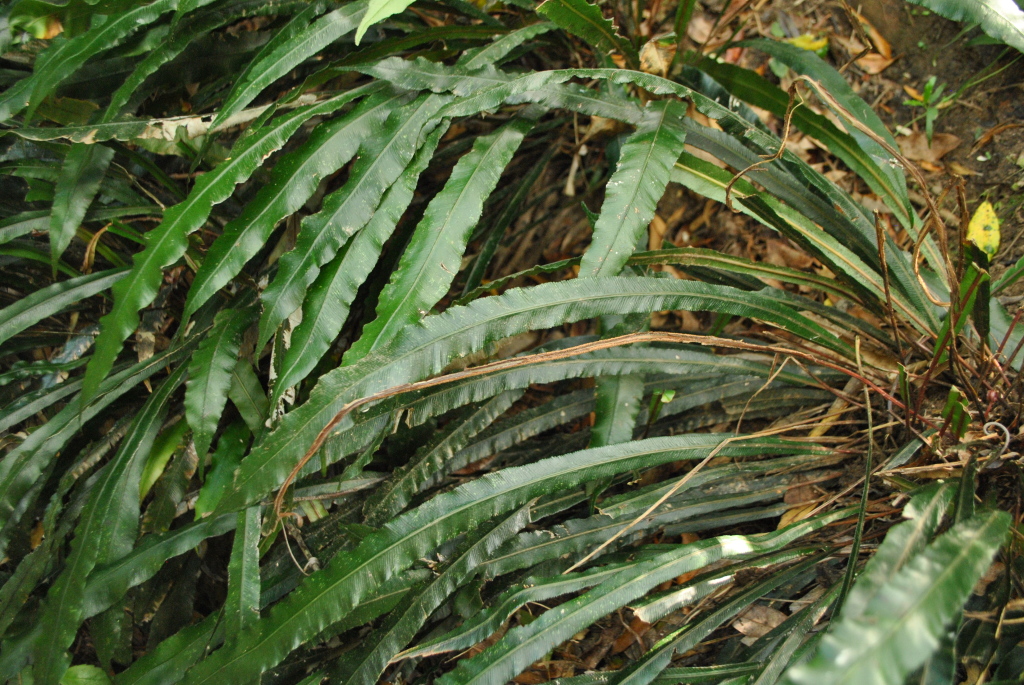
[485,0,1024,320]
[779,0,1024,286]
[859,0,1024,281]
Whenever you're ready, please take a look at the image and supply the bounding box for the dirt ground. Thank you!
[860,0,1024,277]
[485,0,1024,325]
[770,0,1024,283]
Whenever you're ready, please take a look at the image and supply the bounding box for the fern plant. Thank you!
[0,1,1020,684]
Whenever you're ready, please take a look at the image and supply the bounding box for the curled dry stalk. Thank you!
[563,412,848,574]
[875,215,904,361]
[272,332,930,525]
[724,82,801,212]
[837,0,874,73]
[791,76,957,304]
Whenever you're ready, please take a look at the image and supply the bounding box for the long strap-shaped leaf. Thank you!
[717,42,944,285]
[329,351,822,480]
[594,374,646,448]
[481,474,826,581]
[400,563,629,659]
[906,0,1024,53]
[208,0,367,133]
[81,514,237,621]
[363,390,522,525]
[679,117,937,332]
[394,344,821,427]
[0,267,127,347]
[103,0,316,123]
[366,57,932,311]
[838,482,955,622]
[360,57,645,122]
[446,389,595,470]
[32,364,187,684]
[345,111,539,359]
[598,452,840,518]
[182,83,396,322]
[184,435,823,684]
[440,518,845,685]
[215,277,847,515]
[581,100,687,277]
[81,87,373,401]
[612,553,827,685]
[550,664,764,685]
[781,510,1011,685]
[0,417,122,639]
[363,58,933,315]
[0,340,196,549]
[115,613,224,685]
[459,22,557,70]
[356,0,416,44]
[460,246,861,306]
[331,507,531,685]
[271,121,450,406]
[747,580,842,685]
[223,507,261,644]
[1,0,184,121]
[536,0,638,65]
[185,305,255,457]
[257,93,449,347]
[694,59,912,230]
[669,152,934,336]
[49,143,115,262]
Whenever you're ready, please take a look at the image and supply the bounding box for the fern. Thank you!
[0,1,1018,683]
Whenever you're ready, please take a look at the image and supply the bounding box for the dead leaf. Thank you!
[790,586,826,613]
[824,169,849,183]
[898,132,962,163]
[974,561,1005,595]
[861,17,892,58]
[687,15,713,44]
[649,214,668,251]
[30,521,44,549]
[778,503,816,529]
[764,239,815,270]
[971,122,1024,153]
[584,116,627,143]
[903,84,923,101]
[856,53,896,74]
[947,161,978,176]
[41,15,63,39]
[640,39,676,78]
[733,604,788,645]
[785,483,816,505]
[136,331,156,364]
[612,616,651,654]
[831,34,894,74]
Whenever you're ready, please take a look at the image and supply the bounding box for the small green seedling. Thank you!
[903,76,947,143]
[941,386,971,440]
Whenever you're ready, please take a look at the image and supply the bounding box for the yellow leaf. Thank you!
[640,39,676,77]
[967,201,1000,258]
[778,503,816,529]
[784,34,828,52]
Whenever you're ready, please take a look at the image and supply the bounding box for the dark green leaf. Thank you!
[49,143,115,262]
[782,511,1011,685]
[185,306,255,457]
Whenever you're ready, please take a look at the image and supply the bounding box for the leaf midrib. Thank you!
[832,512,1005,684]
[224,281,842,506]
[203,436,759,680]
